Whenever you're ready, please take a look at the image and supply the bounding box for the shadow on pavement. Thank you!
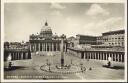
[4,66,28,71]
[102,65,124,70]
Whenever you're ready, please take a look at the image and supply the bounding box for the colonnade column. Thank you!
[100,52,102,60]
[120,54,122,62]
[30,44,31,51]
[34,43,36,52]
[45,43,47,51]
[39,43,40,51]
[118,53,120,62]
[102,52,104,60]
[52,43,54,51]
[111,53,113,61]
[114,53,116,61]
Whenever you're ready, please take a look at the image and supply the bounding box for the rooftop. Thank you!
[102,29,125,36]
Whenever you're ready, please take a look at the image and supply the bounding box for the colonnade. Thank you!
[67,48,124,62]
[4,50,31,61]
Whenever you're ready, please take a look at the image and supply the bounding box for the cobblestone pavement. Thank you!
[4,52,124,80]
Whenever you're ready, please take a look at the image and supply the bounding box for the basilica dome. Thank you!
[40,21,53,38]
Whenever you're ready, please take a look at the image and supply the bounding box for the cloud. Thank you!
[51,10,63,16]
[82,17,124,36]
[86,4,110,16]
[50,3,66,9]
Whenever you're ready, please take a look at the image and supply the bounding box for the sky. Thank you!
[4,3,125,42]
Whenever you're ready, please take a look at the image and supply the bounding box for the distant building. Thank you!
[29,21,67,52]
[67,36,76,47]
[67,29,125,50]
[97,30,125,47]
[76,34,97,45]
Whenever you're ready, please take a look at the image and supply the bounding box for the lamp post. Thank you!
[80,62,83,72]
[71,59,73,64]
[48,63,51,71]
[46,59,48,65]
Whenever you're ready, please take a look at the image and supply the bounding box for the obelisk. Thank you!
[60,34,66,67]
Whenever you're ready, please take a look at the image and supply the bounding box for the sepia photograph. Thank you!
[1,0,127,82]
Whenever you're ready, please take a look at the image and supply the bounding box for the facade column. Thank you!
[48,43,50,51]
[111,53,113,61]
[120,54,122,62]
[88,52,90,59]
[34,43,36,52]
[51,43,53,51]
[11,52,14,60]
[55,43,57,51]
[105,53,107,60]
[49,43,50,51]
[26,52,28,59]
[115,53,117,61]
[21,52,23,59]
[50,43,51,51]
[118,53,120,62]
[86,52,88,59]
[50,43,52,51]
[90,52,92,59]
[17,52,19,60]
[30,44,31,51]
[14,52,16,60]
[47,43,49,51]
[107,53,109,60]
[93,52,95,59]
[58,43,60,51]
[39,43,41,51]
[54,43,56,51]
[91,52,93,59]
[23,52,25,59]
[56,43,58,51]
[89,52,91,59]
[84,52,86,59]
[44,43,45,51]
[31,44,33,52]
[15,52,17,60]
[100,52,102,60]
[13,52,15,60]
[57,43,59,51]
[13,53,15,60]
[94,52,96,59]
[97,52,99,60]
[106,53,108,60]
[102,53,104,60]
[98,52,100,60]
[19,52,21,60]
[46,43,47,51]
[42,43,44,51]
[99,52,100,60]
[42,42,44,51]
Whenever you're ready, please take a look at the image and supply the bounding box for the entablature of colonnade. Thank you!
[67,48,124,53]
[4,49,30,52]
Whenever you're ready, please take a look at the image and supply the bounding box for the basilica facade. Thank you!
[29,22,64,52]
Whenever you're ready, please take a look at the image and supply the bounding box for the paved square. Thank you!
[4,52,124,80]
